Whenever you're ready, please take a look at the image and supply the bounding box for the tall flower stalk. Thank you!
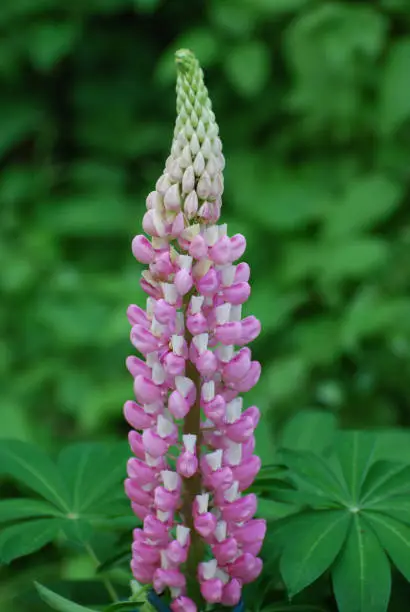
[124,49,265,611]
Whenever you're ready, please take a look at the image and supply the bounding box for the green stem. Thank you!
[181,332,205,607]
[85,542,118,603]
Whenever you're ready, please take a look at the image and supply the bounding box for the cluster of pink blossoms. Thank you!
[124,50,266,611]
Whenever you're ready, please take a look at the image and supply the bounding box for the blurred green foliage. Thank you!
[2,0,410,609]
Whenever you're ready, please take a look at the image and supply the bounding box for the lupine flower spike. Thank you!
[125,49,265,610]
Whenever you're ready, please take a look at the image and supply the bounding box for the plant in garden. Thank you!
[124,48,264,610]
[2,20,410,611]
[261,415,410,612]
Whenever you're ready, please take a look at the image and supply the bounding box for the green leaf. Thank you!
[366,497,410,525]
[0,440,70,511]
[265,358,308,402]
[28,21,80,71]
[279,449,349,505]
[210,3,257,37]
[365,512,410,581]
[0,498,62,524]
[318,239,388,282]
[332,515,391,612]
[379,39,410,135]
[0,402,33,441]
[341,291,410,349]
[263,513,323,577]
[227,157,328,232]
[323,176,402,238]
[280,410,337,453]
[252,467,291,497]
[374,430,410,463]
[92,515,136,530]
[224,42,270,97]
[57,442,128,513]
[280,510,350,596]
[40,193,134,237]
[35,582,97,612]
[335,431,376,504]
[291,321,341,367]
[61,517,93,544]
[69,160,126,192]
[256,464,289,481]
[0,519,64,563]
[360,462,410,506]
[360,461,410,505]
[257,498,298,521]
[247,375,276,465]
[249,282,303,335]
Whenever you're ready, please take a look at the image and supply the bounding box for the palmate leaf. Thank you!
[35,582,96,612]
[0,518,65,563]
[263,513,301,566]
[279,510,350,596]
[365,496,410,525]
[365,511,410,582]
[254,463,289,481]
[61,517,94,544]
[256,498,298,520]
[272,427,410,610]
[334,431,376,504]
[0,440,71,511]
[332,515,391,612]
[279,449,349,505]
[57,442,128,513]
[0,498,63,523]
[360,461,410,505]
[0,440,131,561]
[251,463,293,499]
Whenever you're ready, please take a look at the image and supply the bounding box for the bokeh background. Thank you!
[2,0,410,608]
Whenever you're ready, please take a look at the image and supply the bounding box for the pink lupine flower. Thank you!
[124,48,265,608]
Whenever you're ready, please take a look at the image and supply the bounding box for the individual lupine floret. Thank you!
[124,49,264,610]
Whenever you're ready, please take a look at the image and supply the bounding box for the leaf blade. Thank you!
[365,511,410,581]
[332,515,391,612]
[279,449,349,505]
[0,440,70,511]
[335,431,376,504]
[361,461,410,505]
[0,518,64,563]
[280,510,350,596]
[365,497,410,525]
[35,582,97,612]
[0,498,63,524]
[57,442,128,513]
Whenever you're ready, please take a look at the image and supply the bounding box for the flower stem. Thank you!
[181,331,205,607]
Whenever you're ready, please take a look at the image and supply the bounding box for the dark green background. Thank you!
[1,0,410,608]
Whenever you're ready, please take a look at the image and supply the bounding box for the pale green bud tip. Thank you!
[174,48,208,115]
[175,48,198,75]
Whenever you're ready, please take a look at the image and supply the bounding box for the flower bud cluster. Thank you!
[125,50,265,611]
